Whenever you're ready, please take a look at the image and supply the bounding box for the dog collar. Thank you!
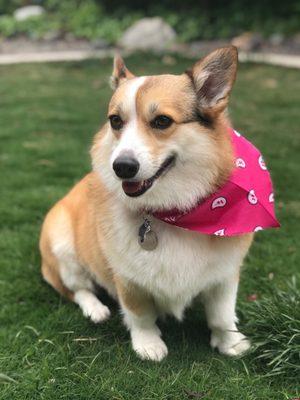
[153,129,280,237]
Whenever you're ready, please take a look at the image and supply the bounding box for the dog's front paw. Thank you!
[210,329,250,356]
[132,329,168,362]
[75,290,111,324]
[82,300,111,323]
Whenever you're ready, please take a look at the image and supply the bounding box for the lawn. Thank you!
[0,54,299,399]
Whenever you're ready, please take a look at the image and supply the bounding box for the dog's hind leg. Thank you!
[41,243,111,323]
[41,260,74,301]
[59,258,111,324]
[40,204,110,323]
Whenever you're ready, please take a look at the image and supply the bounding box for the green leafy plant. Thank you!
[0,14,61,39]
[0,1,140,43]
[0,15,17,37]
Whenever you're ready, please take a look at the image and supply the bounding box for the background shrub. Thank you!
[0,0,300,42]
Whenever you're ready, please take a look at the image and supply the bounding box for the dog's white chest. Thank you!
[103,209,244,319]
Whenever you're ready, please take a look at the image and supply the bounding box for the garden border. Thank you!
[1,48,300,69]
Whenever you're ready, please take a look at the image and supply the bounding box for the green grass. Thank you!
[243,277,299,379]
[0,54,299,399]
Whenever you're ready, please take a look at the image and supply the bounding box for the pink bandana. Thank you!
[153,129,280,236]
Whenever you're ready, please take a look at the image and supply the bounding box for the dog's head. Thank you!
[92,47,238,212]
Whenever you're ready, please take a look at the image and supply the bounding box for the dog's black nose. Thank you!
[113,155,140,179]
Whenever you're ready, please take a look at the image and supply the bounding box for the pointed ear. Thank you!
[188,46,238,112]
[110,54,135,90]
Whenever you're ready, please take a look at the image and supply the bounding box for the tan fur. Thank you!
[114,276,155,316]
[40,174,116,298]
[40,249,74,301]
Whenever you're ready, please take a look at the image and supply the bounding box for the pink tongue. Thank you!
[122,181,143,194]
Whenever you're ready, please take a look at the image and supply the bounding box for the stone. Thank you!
[14,5,45,21]
[118,17,176,51]
[231,32,262,52]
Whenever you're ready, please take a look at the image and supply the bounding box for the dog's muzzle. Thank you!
[121,154,176,197]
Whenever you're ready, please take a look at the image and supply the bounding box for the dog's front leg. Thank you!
[115,277,168,362]
[202,273,250,356]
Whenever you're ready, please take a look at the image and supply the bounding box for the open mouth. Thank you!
[122,155,176,197]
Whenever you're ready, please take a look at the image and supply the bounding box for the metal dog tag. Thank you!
[138,219,158,251]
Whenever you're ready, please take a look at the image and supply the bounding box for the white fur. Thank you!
[203,276,250,355]
[122,308,168,362]
[74,289,110,323]
[110,77,156,181]
[58,255,111,324]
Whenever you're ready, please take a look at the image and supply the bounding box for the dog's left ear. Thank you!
[110,54,135,90]
[188,46,238,112]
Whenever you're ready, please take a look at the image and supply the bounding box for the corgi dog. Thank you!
[40,46,255,362]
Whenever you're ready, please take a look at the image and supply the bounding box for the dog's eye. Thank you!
[109,115,123,130]
[151,115,173,130]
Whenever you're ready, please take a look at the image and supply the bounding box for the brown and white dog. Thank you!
[40,46,253,361]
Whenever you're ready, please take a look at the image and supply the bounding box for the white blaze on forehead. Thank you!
[125,76,146,119]
[111,77,147,164]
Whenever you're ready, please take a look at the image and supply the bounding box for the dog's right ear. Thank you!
[110,54,135,90]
